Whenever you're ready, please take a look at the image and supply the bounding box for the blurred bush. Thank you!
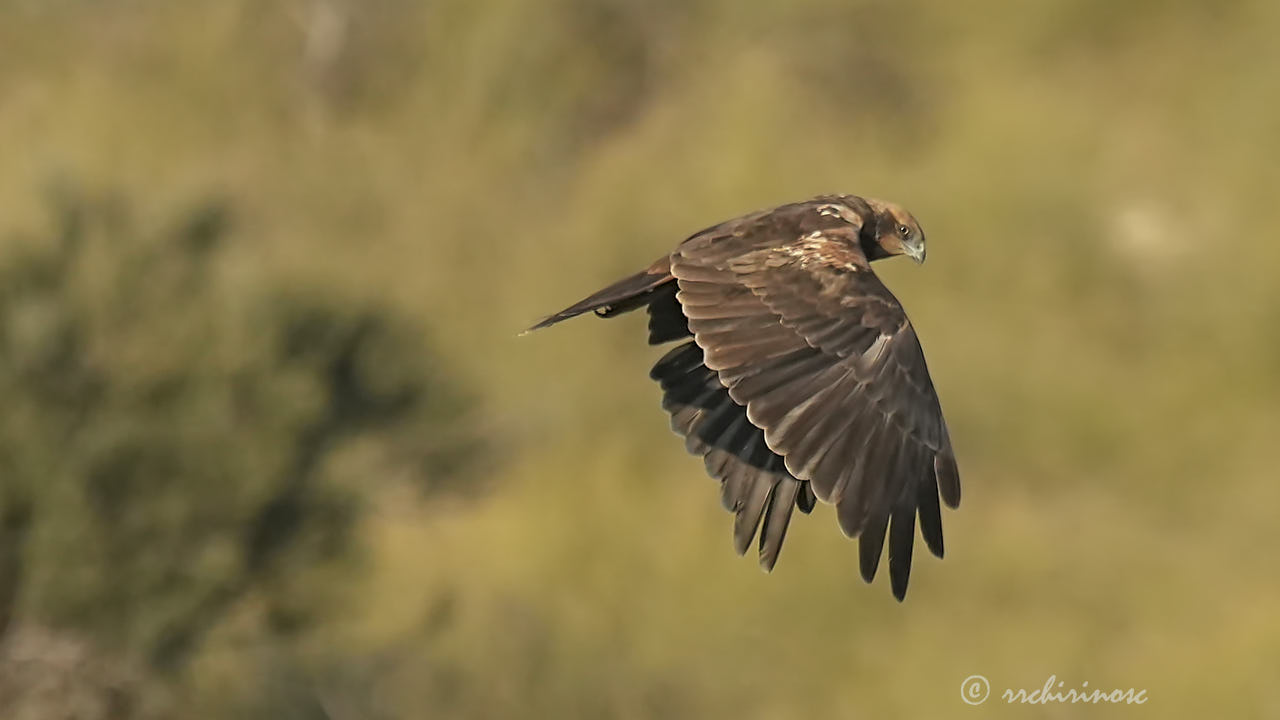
[0,187,491,716]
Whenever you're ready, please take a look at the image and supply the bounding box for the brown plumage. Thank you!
[526,195,960,601]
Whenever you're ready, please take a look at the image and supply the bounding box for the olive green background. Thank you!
[1,1,1278,718]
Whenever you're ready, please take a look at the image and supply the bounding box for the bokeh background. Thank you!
[2,1,1279,718]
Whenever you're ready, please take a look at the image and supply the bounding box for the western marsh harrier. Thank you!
[527,195,960,600]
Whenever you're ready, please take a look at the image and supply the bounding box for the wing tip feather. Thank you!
[935,453,961,509]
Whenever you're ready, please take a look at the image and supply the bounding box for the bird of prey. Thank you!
[526,195,959,600]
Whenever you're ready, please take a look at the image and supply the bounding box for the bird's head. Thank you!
[863,197,926,264]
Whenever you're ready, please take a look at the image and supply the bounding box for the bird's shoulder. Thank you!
[673,196,874,273]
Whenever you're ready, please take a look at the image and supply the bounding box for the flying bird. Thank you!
[526,195,960,600]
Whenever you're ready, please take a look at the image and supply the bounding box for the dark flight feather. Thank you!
[526,257,672,332]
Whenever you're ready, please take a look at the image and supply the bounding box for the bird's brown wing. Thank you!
[649,334,816,571]
[672,224,959,600]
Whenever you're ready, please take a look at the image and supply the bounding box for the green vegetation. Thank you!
[1,0,1278,717]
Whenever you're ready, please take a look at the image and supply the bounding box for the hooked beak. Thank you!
[902,238,926,265]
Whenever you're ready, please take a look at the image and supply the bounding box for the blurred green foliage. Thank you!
[0,187,488,716]
[1,0,1279,718]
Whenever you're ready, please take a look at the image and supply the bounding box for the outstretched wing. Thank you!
[671,218,959,600]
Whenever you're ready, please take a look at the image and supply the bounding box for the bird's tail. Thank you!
[523,256,673,333]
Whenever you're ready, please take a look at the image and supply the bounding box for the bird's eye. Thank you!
[897,224,911,237]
